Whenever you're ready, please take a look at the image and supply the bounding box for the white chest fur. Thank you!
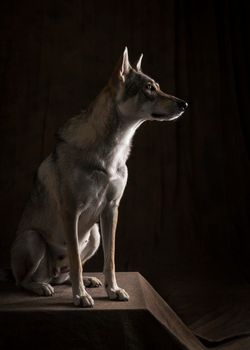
[104,120,141,177]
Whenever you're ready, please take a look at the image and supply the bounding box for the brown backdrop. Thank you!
[0,0,250,288]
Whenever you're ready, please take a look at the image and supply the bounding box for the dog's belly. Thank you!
[48,230,91,279]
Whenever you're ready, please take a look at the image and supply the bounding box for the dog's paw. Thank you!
[107,287,129,301]
[73,292,94,308]
[84,276,102,288]
[32,282,55,296]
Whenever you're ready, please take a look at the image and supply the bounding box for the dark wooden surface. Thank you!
[1,271,250,349]
[0,272,204,350]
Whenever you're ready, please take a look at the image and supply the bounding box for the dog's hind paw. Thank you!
[84,276,102,288]
[22,282,55,296]
[107,287,129,301]
[38,283,55,296]
[74,292,94,308]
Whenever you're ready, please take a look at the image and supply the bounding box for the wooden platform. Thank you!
[0,272,205,350]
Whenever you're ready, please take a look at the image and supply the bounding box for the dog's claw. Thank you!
[74,292,94,308]
[107,288,129,301]
[84,276,102,288]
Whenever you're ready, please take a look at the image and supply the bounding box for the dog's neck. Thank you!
[103,113,142,175]
[88,87,142,141]
[60,87,142,175]
[88,88,143,173]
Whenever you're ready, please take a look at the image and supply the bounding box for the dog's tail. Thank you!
[0,268,15,282]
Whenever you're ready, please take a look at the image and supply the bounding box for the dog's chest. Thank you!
[96,168,126,208]
[104,138,130,176]
[73,139,129,227]
[73,170,125,244]
[76,163,126,214]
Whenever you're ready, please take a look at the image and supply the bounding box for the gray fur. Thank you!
[11,47,187,307]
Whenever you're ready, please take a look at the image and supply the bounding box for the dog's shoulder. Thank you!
[57,111,98,148]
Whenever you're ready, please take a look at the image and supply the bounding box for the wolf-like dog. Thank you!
[11,47,187,307]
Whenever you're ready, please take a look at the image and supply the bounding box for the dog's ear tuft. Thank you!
[135,53,143,72]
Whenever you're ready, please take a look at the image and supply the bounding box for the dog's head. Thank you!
[109,47,188,122]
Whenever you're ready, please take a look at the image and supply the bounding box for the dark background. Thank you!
[0,0,250,296]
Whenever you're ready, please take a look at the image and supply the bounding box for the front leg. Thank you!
[100,202,129,301]
[63,211,94,307]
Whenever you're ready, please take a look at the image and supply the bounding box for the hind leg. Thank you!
[11,230,54,296]
[81,224,102,288]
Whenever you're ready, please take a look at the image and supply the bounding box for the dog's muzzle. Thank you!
[151,99,188,121]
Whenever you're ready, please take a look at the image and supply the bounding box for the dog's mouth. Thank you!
[151,111,184,121]
[151,113,168,119]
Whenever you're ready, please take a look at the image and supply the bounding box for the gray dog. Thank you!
[11,47,187,307]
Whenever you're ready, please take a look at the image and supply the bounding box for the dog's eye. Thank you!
[146,83,156,92]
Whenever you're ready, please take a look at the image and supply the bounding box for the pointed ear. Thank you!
[134,53,143,72]
[111,47,132,84]
[120,47,131,81]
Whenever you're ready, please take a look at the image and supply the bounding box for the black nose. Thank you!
[177,100,188,111]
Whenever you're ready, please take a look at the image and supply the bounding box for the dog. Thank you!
[11,47,188,307]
